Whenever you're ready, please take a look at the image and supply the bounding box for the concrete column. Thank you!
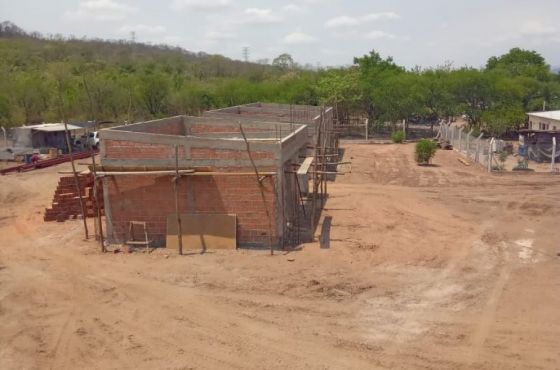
[102,177,114,242]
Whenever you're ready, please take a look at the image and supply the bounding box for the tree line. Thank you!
[322,48,560,136]
[1,21,559,137]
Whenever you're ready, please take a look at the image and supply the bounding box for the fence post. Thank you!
[466,129,474,159]
[474,133,483,163]
[552,137,557,172]
[450,125,455,148]
[458,127,465,153]
[487,138,494,172]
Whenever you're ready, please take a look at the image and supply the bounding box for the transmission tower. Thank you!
[242,46,249,62]
[130,31,136,43]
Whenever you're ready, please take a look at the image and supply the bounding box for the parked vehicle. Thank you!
[87,131,99,149]
[74,131,99,149]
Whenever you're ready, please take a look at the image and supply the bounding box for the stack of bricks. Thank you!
[44,174,104,222]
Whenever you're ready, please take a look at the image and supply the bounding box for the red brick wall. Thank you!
[141,120,184,135]
[190,148,273,161]
[105,140,273,162]
[107,173,277,247]
[104,140,186,159]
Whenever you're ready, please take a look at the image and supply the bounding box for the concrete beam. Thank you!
[101,158,277,169]
[110,116,183,133]
[282,126,309,162]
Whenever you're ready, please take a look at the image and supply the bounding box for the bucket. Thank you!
[48,148,58,159]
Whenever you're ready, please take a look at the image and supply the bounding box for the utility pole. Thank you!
[242,46,249,62]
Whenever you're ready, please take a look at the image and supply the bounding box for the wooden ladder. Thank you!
[126,221,152,251]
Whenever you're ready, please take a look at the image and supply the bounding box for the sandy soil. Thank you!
[1,143,559,369]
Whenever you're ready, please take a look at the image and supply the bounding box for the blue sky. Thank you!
[1,0,559,68]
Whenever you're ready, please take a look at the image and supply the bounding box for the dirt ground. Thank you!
[1,143,559,370]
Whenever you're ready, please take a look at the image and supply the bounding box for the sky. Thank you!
[1,0,559,69]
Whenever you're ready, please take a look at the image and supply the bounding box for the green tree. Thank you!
[13,72,51,123]
[137,70,170,117]
[486,48,549,80]
[272,53,294,71]
[353,50,404,119]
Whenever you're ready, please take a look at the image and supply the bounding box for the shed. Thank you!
[14,123,82,151]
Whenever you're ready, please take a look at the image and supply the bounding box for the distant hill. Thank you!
[0,21,275,79]
[0,21,319,127]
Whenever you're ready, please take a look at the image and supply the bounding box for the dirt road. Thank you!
[1,143,559,369]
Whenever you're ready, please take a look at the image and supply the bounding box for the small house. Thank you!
[526,111,560,131]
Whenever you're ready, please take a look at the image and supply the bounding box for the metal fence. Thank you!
[439,123,495,172]
[439,124,560,173]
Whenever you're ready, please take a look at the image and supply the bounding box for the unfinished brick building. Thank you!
[204,103,335,149]
[98,115,314,249]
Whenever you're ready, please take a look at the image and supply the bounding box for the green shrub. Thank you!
[415,139,438,165]
[496,151,508,171]
[391,130,405,143]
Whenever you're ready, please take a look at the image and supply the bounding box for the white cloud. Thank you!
[326,16,360,28]
[64,0,137,21]
[361,12,401,22]
[118,24,166,36]
[282,32,317,44]
[365,30,397,40]
[520,21,556,37]
[171,0,231,11]
[242,8,283,24]
[326,12,400,29]
[365,30,408,41]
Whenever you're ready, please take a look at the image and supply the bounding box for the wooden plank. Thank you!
[166,214,237,250]
[126,241,151,245]
[297,156,314,175]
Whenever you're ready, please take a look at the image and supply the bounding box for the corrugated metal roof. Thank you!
[526,111,560,121]
[24,123,83,132]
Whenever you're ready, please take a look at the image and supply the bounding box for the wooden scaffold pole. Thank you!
[90,149,105,252]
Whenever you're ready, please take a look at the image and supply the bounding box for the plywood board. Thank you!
[166,214,237,250]
[297,156,314,175]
